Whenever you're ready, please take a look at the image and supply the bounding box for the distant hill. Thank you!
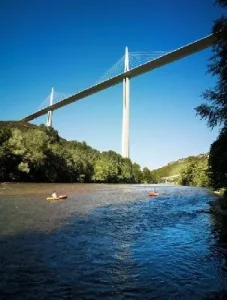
[150,154,209,183]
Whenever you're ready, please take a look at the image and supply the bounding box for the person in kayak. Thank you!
[148,188,159,197]
[52,191,58,198]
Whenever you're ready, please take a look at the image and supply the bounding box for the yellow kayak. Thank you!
[46,195,68,201]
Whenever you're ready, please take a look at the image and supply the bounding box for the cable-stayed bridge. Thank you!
[20,32,221,158]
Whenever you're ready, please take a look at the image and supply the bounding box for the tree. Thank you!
[216,0,227,7]
[195,0,227,189]
[208,127,227,189]
[142,167,153,183]
[0,127,11,145]
[179,157,209,187]
[120,158,133,183]
[92,151,120,182]
[0,121,152,184]
[195,2,227,128]
[132,163,143,183]
[8,129,48,176]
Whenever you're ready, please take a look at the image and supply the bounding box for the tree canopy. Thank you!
[208,127,227,189]
[195,0,227,190]
[0,122,153,184]
[195,16,227,129]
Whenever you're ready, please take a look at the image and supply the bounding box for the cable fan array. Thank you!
[94,50,168,85]
[36,49,169,111]
[36,91,73,111]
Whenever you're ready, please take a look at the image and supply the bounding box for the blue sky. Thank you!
[0,0,224,169]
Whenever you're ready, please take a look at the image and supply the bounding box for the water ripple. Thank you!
[0,184,227,299]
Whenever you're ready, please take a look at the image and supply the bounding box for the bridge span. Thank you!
[20,32,221,158]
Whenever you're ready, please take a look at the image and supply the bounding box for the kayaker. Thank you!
[52,191,58,198]
[148,188,159,197]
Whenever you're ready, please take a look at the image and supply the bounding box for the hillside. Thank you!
[0,121,150,183]
[150,154,209,183]
[0,121,37,130]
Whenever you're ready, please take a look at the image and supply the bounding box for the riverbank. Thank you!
[210,189,227,216]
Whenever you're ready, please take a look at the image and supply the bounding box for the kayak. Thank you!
[46,195,68,201]
[148,192,159,197]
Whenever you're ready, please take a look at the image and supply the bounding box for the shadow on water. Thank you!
[0,185,227,299]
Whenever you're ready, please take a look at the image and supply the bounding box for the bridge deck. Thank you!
[21,32,220,122]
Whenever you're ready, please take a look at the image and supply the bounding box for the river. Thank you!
[0,183,227,299]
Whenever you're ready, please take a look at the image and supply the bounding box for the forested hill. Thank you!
[0,121,212,186]
[150,154,209,184]
[0,121,152,183]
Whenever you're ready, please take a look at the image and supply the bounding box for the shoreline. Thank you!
[210,189,227,216]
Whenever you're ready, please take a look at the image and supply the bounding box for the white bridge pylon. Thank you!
[46,87,54,127]
[122,47,130,158]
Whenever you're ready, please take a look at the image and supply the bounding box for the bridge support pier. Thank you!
[47,87,54,127]
[122,47,130,158]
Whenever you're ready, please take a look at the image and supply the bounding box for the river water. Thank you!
[0,183,227,299]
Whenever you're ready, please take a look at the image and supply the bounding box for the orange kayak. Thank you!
[148,192,159,197]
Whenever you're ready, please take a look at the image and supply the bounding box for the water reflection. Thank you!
[0,183,227,299]
[209,209,227,294]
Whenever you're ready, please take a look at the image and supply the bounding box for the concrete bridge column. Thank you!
[122,47,130,158]
[47,87,54,127]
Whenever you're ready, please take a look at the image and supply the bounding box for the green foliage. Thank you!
[0,121,150,183]
[18,162,30,173]
[195,0,227,190]
[8,128,48,163]
[215,0,227,8]
[93,155,119,182]
[0,127,11,145]
[178,157,210,187]
[195,16,227,128]
[39,125,60,144]
[92,151,134,183]
[150,154,208,184]
[120,158,133,183]
[132,163,143,183]
[142,167,154,183]
[1,122,211,186]
[208,128,227,189]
